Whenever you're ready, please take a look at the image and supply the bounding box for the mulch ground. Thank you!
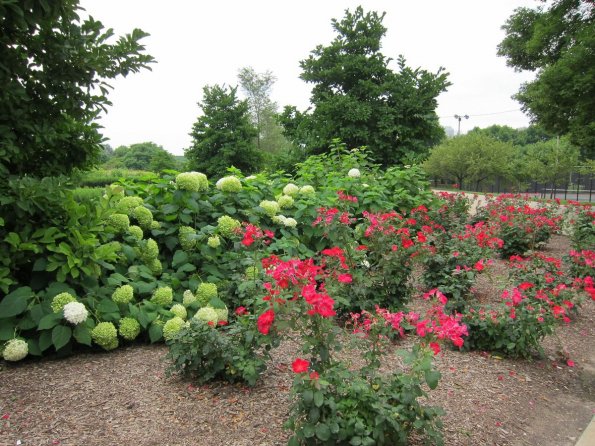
[1,235,593,446]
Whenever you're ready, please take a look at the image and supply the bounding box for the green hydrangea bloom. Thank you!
[193,307,218,325]
[175,172,208,192]
[112,285,134,305]
[245,266,259,280]
[51,292,77,313]
[151,286,173,306]
[259,200,280,217]
[107,213,130,233]
[207,235,221,248]
[128,225,143,241]
[139,238,159,263]
[118,317,141,341]
[209,306,228,323]
[163,316,186,341]
[170,303,187,320]
[117,196,144,215]
[150,221,161,230]
[132,206,153,229]
[2,339,28,362]
[149,258,162,276]
[179,226,197,251]
[196,283,218,306]
[215,175,242,192]
[217,215,241,238]
[91,322,119,351]
[299,185,315,195]
[182,290,197,306]
[277,195,294,209]
[283,183,299,196]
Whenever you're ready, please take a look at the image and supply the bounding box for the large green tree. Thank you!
[498,0,594,159]
[280,6,450,166]
[423,133,515,190]
[0,0,154,178]
[186,85,261,178]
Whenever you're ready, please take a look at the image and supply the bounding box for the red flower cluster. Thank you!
[257,309,275,334]
[241,223,274,247]
[337,190,358,203]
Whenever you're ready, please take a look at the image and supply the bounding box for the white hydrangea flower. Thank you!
[283,183,299,196]
[63,302,89,325]
[284,217,298,228]
[2,339,28,362]
[259,200,280,217]
[216,176,242,192]
[299,185,315,195]
[183,290,197,306]
[277,195,294,209]
[272,215,287,225]
[348,168,361,178]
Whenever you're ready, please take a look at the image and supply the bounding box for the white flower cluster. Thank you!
[282,183,299,196]
[63,302,88,325]
[175,172,209,192]
[272,215,298,228]
[2,339,28,362]
[259,200,280,217]
[348,168,361,178]
[216,176,242,192]
[299,185,315,195]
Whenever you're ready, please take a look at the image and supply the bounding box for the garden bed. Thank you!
[1,234,593,446]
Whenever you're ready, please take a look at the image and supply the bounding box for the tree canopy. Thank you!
[104,142,179,172]
[467,124,552,146]
[0,0,154,178]
[498,0,594,159]
[423,133,515,190]
[186,84,261,178]
[280,6,450,167]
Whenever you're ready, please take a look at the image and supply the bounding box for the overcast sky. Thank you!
[80,0,538,155]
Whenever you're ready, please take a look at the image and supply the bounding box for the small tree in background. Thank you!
[423,133,514,190]
[186,85,261,178]
[0,0,154,179]
[522,138,580,193]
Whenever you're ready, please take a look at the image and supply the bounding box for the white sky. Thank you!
[80,0,538,155]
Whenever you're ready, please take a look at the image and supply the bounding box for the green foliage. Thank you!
[423,133,515,190]
[286,353,444,446]
[186,84,262,177]
[0,0,154,178]
[521,138,580,185]
[165,318,271,386]
[104,142,180,172]
[282,6,450,166]
[468,124,552,146]
[498,0,595,159]
[75,169,158,188]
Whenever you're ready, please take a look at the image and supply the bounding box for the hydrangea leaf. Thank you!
[52,325,72,351]
[0,286,33,318]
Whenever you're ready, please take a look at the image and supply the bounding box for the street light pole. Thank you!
[454,114,469,135]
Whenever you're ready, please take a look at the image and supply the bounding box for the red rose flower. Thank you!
[292,358,310,373]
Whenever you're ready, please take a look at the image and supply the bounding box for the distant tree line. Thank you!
[423,125,590,192]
